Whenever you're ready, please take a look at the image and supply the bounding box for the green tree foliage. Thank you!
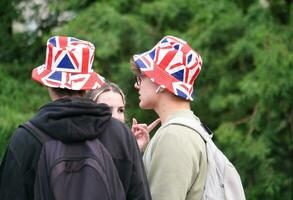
[0,0,292,199]
[0,0,24,62]
[0,64,49,157]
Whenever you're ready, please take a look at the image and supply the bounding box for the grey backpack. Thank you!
[164,117,246,200]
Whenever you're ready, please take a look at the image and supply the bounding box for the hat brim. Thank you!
[133,54,194,101]
[32,65,105,90]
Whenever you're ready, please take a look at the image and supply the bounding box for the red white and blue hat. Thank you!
[32,36,105,90]
[133,35,202,101]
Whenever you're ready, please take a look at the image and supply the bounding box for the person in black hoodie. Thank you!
[0,36,151,200]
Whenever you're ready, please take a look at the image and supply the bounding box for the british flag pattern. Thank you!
[32,36,105,90]
[133,35,202,101]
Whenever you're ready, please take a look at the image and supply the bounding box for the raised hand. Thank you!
[131,118,161,151]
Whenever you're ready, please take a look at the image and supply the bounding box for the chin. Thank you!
[139,101,152,110]
[139,101,145,109]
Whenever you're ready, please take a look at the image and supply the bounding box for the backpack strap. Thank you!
[163,117,213,143]
[20,121,51,144]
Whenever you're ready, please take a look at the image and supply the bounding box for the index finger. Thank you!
[147,118,161,132]
[132,118,138,126]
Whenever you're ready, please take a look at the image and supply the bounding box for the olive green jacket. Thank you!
[143,110,207,200]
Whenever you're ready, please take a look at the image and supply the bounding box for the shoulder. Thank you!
[108,117,130,131]
[106,118,133,142]
[158,124,205,148]
[144,123,207,175]
[147,123,206,160]
[99,118,137,160]
[9,125,39,149]
[5,124,41,168]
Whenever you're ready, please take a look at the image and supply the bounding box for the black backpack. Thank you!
[21,121,126,200]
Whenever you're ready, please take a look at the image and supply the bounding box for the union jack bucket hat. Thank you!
[133,35,202,101]
[32,36,105,90]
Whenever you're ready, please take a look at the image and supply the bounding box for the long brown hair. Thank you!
[86,82,126,105]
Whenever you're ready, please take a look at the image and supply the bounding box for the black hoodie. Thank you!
[0,98,151,200]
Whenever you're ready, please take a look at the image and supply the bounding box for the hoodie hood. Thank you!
[31,98,112,143]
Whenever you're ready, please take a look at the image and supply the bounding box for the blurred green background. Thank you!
[0,0,292,199]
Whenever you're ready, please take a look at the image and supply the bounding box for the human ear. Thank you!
[155,85,165,93]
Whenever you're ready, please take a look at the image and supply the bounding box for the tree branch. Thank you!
[232,103,259,135]
[248,103,259,135]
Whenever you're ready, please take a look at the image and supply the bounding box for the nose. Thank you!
[112,110,120,120]
[112,110,125,123]
[112,111,118,119]
[134,82,139,89]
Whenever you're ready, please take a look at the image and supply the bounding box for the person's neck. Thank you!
[48,88,84,101]
[154,94,191,124]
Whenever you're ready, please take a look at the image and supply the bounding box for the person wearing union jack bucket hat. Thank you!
[0,36,151,200]
[130,35,207,200]
[32,36,105,90]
